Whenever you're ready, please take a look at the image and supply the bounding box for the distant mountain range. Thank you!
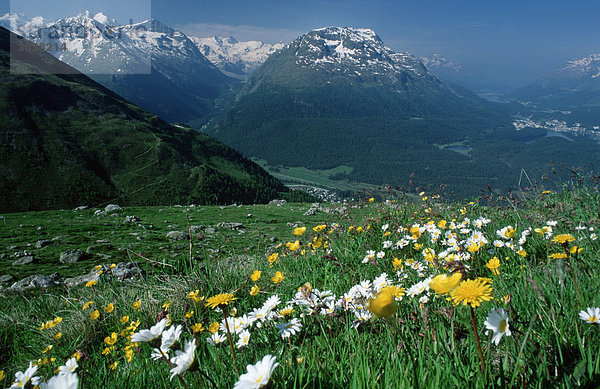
[511,54,600,109]
[0,26,291,212]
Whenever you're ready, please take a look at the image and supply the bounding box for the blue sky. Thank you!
[2,0,599,89]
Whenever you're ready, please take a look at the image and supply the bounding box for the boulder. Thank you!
[35,239,52,249]
[166,231,189,241]
[10,274,62,291]
[12,256,35,266]
[104,204,122,214]
[59,250,85,264]
[269,199,287,206]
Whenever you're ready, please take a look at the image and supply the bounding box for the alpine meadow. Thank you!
[1,2,600,388]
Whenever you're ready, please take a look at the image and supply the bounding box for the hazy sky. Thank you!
[2,0,599,89]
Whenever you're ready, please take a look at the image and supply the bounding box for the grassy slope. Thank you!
[1,185,600,387]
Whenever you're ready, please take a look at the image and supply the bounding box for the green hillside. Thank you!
[0,27,289,212]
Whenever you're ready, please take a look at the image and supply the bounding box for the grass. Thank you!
[1,186,600,388]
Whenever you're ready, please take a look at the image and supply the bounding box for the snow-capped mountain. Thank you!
[284,26,433,86]
[0,13,46,36]
[511,53,600,109]
[13,11,238,123]
[420,54,461,72]
[191,35,283,76]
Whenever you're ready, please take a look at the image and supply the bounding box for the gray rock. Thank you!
[190,225,205,233]
[124,215,141,223]
[218,222,244,230]
[12,256,35,266]
[303,207,319,216]
[52,236,66,241]
[0,274,13,283]
[35,239,52,249]
[74,206,88,211]
[104,204,122,214]
[0,253,6,259]
[166,231,189,241]
[10,274,62,291]
[111,262,144,281]
[60,250,85,264]
[269,199,287,206]
[64,272,99,288]
[94,210,106,216]
[205,227,216,234]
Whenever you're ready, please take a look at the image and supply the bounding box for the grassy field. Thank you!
[1,186,600,388]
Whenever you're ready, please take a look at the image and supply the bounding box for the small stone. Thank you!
[217,222,244,230]
[60,250,85,264]
[205,227,216,234]
[124,215,141,223]
[12,256,35,266]
[35,240,52,249]
[166,231,189,241]
[0,274,13,283]
[74,206,88,211]
[269,199,287,206]
[104,204,122,214]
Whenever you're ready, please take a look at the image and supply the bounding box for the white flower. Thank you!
[169,339,196,380]
[206,332,227,346]
[376,251,385,259]
[484,308,511,345]
[131,318,169,343]
[546,220,558,227]
[579,307,600,324]
[40,373,78,389]
[10,362,40,389]
[236,330,251,349]
[234,355,278,389]
[262,295,281,312]
[58,358,78,375]
[220,317,243,334]
[160,324,183,352]
[419,295,429,304]
[276,318,302,339]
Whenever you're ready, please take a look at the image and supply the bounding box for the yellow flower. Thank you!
[0,370,4,381]
[438,220,447,229]
[131,300,141,310]
[467,242,480,253]
[553,234,576,245]
[413,243,423,250]
[368,197,375,203]
[208,322,219,334]
[271,271,284,284]
[311,237,323,248]
[383,231,391,237]
[94,265,102,271]
[54,332,62,340]
[450,278,493,308]
[42,345,52,353]
[286,241,300,251]
[82,301,94,311]
[250,270,261,281]
[392,257,403,271]
[187,290,202,302]
[120,315,130,324]
[430,273,463,295]
[368,287,397,318]
[90,310,100,320]
[185,310,194,319]
[570,246,583,254]
[104,332,118,345]
[485,257,501,276]
[72,351,81,361]
[293,227,307,236]
[267,253,279,264]
[250,285,259,296]
[549,252,567,259]
[518,250,527,258]
[278,307,295,317]
[313,224,326,232]
[52,317,62,326]
[205,293,236,309]
[85,280,98,287]
[161,301,173,311]
[542,190,552,194]
[109,361,118,370]
[124,348,134,362]
[104,303,115,313]
[110,263,116,268]
[356,226,364,233]
[192,323,205,333]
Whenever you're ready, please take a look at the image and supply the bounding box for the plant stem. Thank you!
[222,309,239,374]
[470,306,487,378]
[564,246,582,307]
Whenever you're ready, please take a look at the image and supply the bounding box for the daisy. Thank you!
[206,332,227,346]
[236,330,251,349]
[579,307,600,324]
[275,318,302,338]
[131,318,169,343]
[484,308,511,345]
[57,358,78,375]
[234,355,279,389]
[160,324,183,351]
[10,362,40,389]
[39,373,78,389]
[169,339,196,380]
[262,295,281,311]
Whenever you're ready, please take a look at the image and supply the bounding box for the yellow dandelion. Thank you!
[250,270,261,281]
[131,300,141,310]
[450,278,493,308]
[438,220,447,228]
[120,315,129,324]
[293,227,306,236]
[271,271,284,284]
[192,323,205,333]
[205,293,236,309]
[250,285,259,296]
[90,310,100,320]
[85,280,98,288]
[430,273,462,295]
[549,252,568,259]
[104,303,115,313]
[552,234,575,245]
